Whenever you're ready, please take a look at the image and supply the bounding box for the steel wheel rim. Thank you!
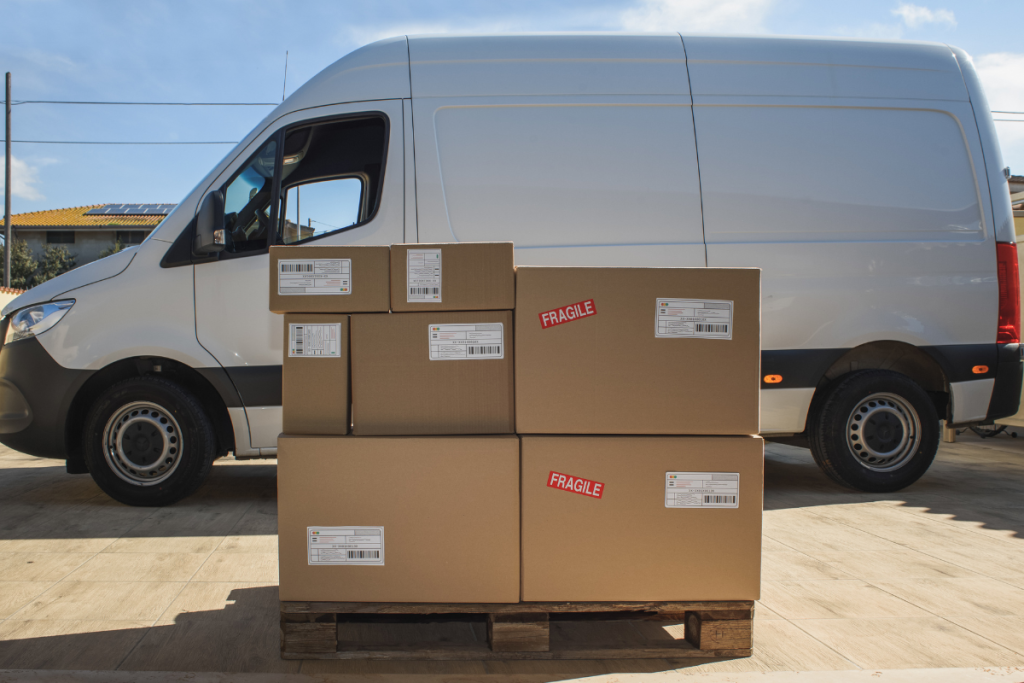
[102,401,183,486]
[846,392,921,472]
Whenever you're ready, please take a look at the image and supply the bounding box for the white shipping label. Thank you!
[278,258,352,296]
[308,526,384,565]
[288,323,342,358]
[666,472,739,509]
[407,249,442,302]
[656,298,733,339]
[428,323,504,360]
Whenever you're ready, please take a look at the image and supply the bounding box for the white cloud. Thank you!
[0,155,45,202]
[891,4,956,29]
[620,0,775,33]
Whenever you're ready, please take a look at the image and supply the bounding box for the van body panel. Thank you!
[686,38,1000,433]
[37,238,219,371]
[950,46,1016,244]
[951,378,996,423]
[2,248,137,316]
[193,99,406,448]
[761,388,815,434]
[408,34,689,97]
[683,36,969,102]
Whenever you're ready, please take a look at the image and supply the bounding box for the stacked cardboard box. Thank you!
[273,244,763,605]
[271,242,520,603]
[514,266,763,601]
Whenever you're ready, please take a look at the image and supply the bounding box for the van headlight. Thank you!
[5,300,75,344]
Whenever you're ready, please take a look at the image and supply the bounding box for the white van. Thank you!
[0,34,1018,506]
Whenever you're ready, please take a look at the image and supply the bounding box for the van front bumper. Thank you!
[0,336,92,459]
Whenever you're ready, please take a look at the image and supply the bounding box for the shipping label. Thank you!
[308,526,384,565]
[656,298,733,339]
[665,472,739,508]
[428,323,503,360]
[547,471,604,498]
[539,299,596,329]
[407,249,442,302]
[288,323,342,358]
[278,258,352,296]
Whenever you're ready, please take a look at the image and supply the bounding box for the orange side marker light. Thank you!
[972,365,989,374]
[764,374,783,384]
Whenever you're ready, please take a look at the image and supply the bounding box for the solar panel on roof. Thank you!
[85,203,176,216]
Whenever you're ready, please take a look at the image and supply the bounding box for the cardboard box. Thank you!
[390,242,515,312]
[278,434,520,603]
[515,267,760,435]
[282,314,349,435]
[350,311,515,435]
[521,435,763,602]
[269,245,390,314]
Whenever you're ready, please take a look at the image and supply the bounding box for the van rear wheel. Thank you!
[808,370,939,492]
[82,376,216,506]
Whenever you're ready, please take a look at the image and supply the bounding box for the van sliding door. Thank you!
[408,35,706,267]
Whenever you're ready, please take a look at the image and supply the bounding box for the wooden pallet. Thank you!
[281,600,754,660]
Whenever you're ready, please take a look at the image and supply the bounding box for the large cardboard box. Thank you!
[278,435,520,603]
[390,242,515,312]
[350,311,515,435]
[515,267,760,435]
[521,435,763,602]
[269,245,390,314]
[282,314,349,435]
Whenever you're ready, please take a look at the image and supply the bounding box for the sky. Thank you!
[1,0,1022,215]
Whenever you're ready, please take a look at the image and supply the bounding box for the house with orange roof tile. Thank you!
[6,203,172,265]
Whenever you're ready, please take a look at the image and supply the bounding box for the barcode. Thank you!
[410,287,439,295]
[704,495,737,504]
[281,263,313,273]
[348,550,380,559]
[293,327,303,355]
[467,345,501,355]
[696,324,729,333]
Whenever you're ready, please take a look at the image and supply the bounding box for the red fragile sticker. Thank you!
[547,471,604,498]
[539,299,596,329]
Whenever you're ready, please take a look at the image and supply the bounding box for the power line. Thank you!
[994,119,1024,123]
[11,100,277,106]
[992,110,1024,115]
[3,139,238,145]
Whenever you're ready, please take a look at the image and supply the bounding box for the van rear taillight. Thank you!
[997,242,1020,344]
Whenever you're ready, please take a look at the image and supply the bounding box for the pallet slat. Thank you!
[281,600,754,660]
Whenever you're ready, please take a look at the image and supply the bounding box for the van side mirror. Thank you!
[193,191,226,255]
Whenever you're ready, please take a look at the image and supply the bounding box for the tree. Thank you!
[36,244,77,284]
[99,238,125,259]
[0,238,39,290]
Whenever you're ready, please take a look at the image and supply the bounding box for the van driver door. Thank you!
[193,100,406,451]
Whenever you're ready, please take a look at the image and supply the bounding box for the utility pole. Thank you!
[4,73,11,288]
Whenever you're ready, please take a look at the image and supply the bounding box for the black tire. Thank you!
[82,376,217,506]
[808,370,939,492]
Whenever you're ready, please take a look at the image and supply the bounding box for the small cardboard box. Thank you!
[350,311,515,435]
[390,242,515,312]
[515,267,760,435]
[521,435,763,602]
[282,314,349,435]
[269,245,390,314]
[278,434,521,603]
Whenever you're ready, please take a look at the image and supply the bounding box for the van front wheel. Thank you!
[808,370,939,492]
[82,376,216,506]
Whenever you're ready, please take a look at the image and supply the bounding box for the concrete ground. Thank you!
[0,433,1023,682]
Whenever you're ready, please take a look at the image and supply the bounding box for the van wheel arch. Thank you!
[65,357,234,471]
[816,341,949,419]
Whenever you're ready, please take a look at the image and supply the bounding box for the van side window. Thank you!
[222,138,277,254]
[277,117,386,244]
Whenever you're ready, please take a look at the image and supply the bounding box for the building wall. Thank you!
[17,230,129,266]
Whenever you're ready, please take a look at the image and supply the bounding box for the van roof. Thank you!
[280,33,966,110]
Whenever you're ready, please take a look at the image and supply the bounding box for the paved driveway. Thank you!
[0,433,1022,681]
